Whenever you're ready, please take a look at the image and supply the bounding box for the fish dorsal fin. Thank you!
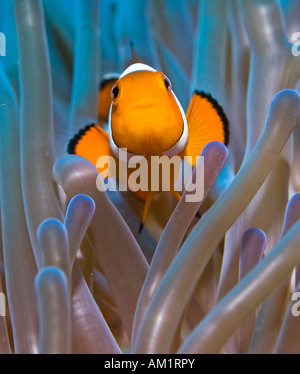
[183,91,229,166]
[127,41,145,66]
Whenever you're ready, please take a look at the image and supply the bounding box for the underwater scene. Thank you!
[1,0,300,355]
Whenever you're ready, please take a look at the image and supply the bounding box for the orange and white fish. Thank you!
[68,49,229,232]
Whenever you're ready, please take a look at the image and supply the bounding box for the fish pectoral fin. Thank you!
[183,90,229,166]
[170,189,201,219]
[171,190,182,201]
[67,123,117,177]
[138,192,156,234]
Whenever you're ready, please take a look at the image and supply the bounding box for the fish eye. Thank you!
[111,84,119,102]
[164,75,172,92]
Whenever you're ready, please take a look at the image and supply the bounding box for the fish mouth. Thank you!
[130,97,168,111]
[127,98,178,125]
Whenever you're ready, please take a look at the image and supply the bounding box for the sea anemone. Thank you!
[1,0,300,354]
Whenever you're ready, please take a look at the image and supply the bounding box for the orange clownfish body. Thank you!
[68,57,229,233]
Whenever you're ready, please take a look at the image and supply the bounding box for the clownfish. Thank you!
[68,45,229,233]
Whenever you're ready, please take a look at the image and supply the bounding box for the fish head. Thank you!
[108,63,188,157]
